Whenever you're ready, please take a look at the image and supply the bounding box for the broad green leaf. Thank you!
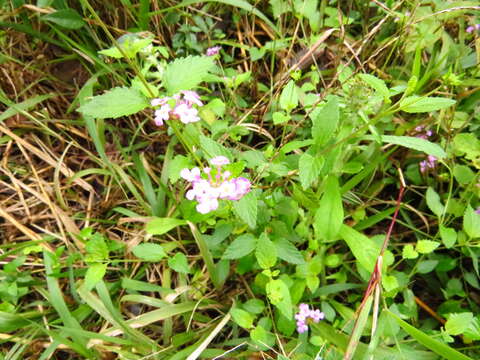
[402,244,419,259]
[163,56,215,94]
[232,191,257,229]
[453,133,480,160]
[199,134,232,160]
[78,87,149,119]
[416,240,440,254]
[388,310,474,360]
[311,96,339,146]
[279,80,298,112]
[453,164,475,185]
[339,225,379,272]
[314,176,344,241]
[84,263,107,291]
[367,135,447,159]
[445,313,474,336]
[243,299,265,314]
[399,96,456,113]
[266,279,292,319]
[168,253,190,274]
[358,73,390,99]
[168,155,191,183]
[146,217,186,235]
[440,225,457,248]
[255,233,277,269]
[464,205,480,238]
[426,187,444,218]
[298,153,324,189]
[275,238,305,264]
[132,243,167,262]
[222,234,256,260]
[42,9,85,29]
[272,111,290,124]
[230,308,254,329]
[85,234,109,262]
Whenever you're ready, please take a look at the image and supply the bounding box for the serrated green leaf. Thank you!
[400,96,456,113]
[311,96,339,146]
[222,234,256,260]
[85,234,109,262]
[132,243,167,262]
[440,225,457,248]
[314,176,343,240]
[416,240,440,254]
[84,263,107,291]
[402,244,419,259]
[266,279,292,319]
[78,87,149,119]
[426,187,444,218]
[255,233,277,269]
[233,192,257,229]
[445,313,474,336]
[299,153,324,190]
[199,134,232,160]
[99,35,153,59]
[146,217,186,235]
[42,9,85,29]
[359,73,390,99]
[275,238,305,264]
[164,56,214,94]
[453,134,480,160]
[464,205,480,238]
[168,253,190,274]
[230,308,254,329]
[168,155,191,183]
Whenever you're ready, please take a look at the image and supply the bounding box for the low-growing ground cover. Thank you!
[0,0,480,359]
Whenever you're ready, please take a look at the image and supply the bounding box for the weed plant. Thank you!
[0,0,480,359]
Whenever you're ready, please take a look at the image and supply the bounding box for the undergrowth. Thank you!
[0,0,480,359]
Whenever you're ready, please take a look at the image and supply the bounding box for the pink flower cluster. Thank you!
[151,91,203,126]
[206,46,221,56]
[467,24,480,33]
[180,156,251,214]
[295,303,324,334]
[420,155,437,173]
[415,125,433,140]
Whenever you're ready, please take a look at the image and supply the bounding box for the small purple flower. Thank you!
[151,91,203,125]
[475,207,480,215]
[206,46,221,56]
[154,104,171,126]
[414,125,433,140]
[466,24,480,33]
[294,303,324,334]
[182,90,203,107]
[420,155,437,173]
[173,103,200,124]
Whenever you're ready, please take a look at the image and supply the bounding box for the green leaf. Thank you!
[416,240,440,254]
[168,253,190,274]
[279,80,298,112]
[387,310,474,360]
[232,191,257,229]
[311,96,339,146]
[445,313,474,336]
[368,135,447,159]
[78,87,149,119]
[146,217,186,235]
[132,243,167,262]
[84,263,107,291]
[339,225,379,272]
[399,96,456,113]
[440,225,457,248]
[275,238,305,264]
[464,205,480,238]
[453,165,475,185]
[358,74,390,99]
[402,244,419,259]
[426,187,445,218]
[272,111,290,124]
[314,176,344,241]
[243,299,265,314]
[453,134,480,160]
[99,35,153,59]
[199,134,232,160]
[255,233,277,269]
[163,56,215,94]
[222,234,256,260]
[168,155,191,183]
[85,233,109,262]
[41,9,85,29]
[266,279,292,319]
[230,308,254,329]
[298,153,324,190]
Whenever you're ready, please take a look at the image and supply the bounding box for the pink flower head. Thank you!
[210,156,230,166]
[181,90,203,107]
[467,24,480,33]
[173,103,200,124]
[294,303,324,334]
[206,46,221,56]
[154,104,171,126]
